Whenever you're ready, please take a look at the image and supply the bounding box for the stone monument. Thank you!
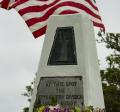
[29,14,105,112]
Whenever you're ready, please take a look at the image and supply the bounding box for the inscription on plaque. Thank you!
[34,76,84,109]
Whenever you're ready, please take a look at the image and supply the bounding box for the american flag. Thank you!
[0,0,17,9]
[11,0,104,38]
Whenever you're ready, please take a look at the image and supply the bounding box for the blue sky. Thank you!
[0,0,120,112]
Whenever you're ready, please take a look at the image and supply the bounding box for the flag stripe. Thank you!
[10,0,28,8]
[17,0,61,15]
[29,7,102,33]
[32,21,105,38]
[21,2,99,21]
[85,0,98,10]
[60,10,79,14]
[93,21,105,29]
[15,0,98,15]
[10,0,104,38]
[14,0,59,12]
[31,10,104,38]
[1,0,9,9]
[25,1,101,27]
[0,0,17,9]
[32,25,47,39]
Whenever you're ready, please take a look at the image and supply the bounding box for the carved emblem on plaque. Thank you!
[48,27,77,65]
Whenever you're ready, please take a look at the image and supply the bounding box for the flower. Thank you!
[84,106,92,112]
[37,106,45,112]
[49,104,60,111]
[35,104,105,112]
[74,106,81,112]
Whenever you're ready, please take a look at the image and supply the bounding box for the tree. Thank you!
[98,30,120,112]
[22,81,34,112]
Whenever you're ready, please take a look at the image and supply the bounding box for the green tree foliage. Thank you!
[98,30,120,112]
[22,81,34,112]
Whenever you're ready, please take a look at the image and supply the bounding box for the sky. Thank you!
[0,0,120,112]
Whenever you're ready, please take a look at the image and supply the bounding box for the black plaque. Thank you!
[47,27,77,65]
[34,76,84,110]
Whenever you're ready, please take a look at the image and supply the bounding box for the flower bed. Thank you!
[35,105,105,112]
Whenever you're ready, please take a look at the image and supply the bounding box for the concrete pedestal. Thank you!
[29,14,105,112]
